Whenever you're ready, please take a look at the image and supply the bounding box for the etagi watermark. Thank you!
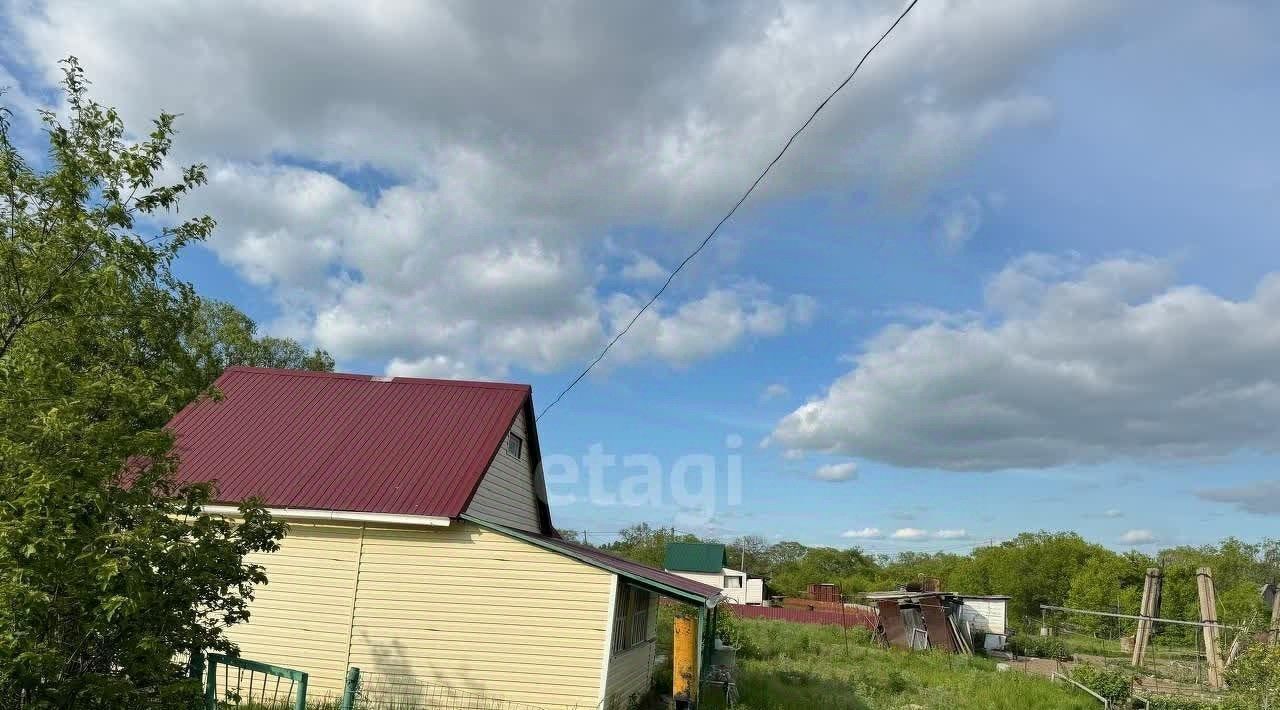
[540,435,745,525]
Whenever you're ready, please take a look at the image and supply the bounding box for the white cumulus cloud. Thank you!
[841,527,883,539]
[772,253,1280,471]
[0,0,1128,376]
[814,462,858,482]
[891,527,929,540]
[1118,529,1159,545]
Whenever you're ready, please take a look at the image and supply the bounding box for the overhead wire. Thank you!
[536,0,923,421]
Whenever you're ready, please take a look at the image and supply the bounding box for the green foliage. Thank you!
[769,546,878,597]
[1223,642,1280,709]
[1006,634,1069,660]
[1153,539,1277,645]
[715,605,753,656]
[954,532,1111,623]
[0,59,287,708]
[1066,664,1132,705]
[1065,553,1148,637]
[598,523,703,569]
[184,299,334,389]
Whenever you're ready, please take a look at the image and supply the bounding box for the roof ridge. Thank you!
[222,366,531,392]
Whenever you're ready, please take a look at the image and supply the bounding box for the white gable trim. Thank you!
[202,505,451,527]
[598,574,619,705]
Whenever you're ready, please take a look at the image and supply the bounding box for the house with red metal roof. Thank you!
[168,366,721,709]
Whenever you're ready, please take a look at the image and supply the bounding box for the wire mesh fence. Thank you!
[1038,605,1267,700]
[351,672,551,710]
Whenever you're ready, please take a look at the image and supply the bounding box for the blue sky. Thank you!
[4,1,1279,553]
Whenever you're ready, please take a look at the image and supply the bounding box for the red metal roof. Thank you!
[167,367,530,517]
[544,535,724,601]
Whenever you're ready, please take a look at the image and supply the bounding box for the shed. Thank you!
[664,542,765,605]
[958,595,1010,636]
[168,367,722,709]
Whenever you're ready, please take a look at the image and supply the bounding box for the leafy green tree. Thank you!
[1064,552,1148,637]
[764,540,808,572]
[184,299,334,388]
[0,59,286,708]
[959,532,1111,624]
[599,523,701,569]
[725,534,771,576]
[769,546,878,596]
[873,551,974,592]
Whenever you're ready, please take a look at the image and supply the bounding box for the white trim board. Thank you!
[598,574,620,705]
[201,505,451,527]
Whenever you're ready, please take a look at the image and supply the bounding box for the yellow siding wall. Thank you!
[227,520,614,708]
[226,522,362,696]
[603,594,659,708]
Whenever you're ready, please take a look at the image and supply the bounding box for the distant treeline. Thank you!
[562,524,1279,637]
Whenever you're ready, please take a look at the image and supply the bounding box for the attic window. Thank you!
[505,433,523,459]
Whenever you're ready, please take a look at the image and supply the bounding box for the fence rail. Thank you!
[202,653,309,710]
[1051,672,1111,709]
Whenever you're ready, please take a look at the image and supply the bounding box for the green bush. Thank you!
[1222,642,1280,710]
[1007,634,1070,660]
[1067,664,1131,705]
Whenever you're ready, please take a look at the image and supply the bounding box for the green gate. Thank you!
[201,653,309,710]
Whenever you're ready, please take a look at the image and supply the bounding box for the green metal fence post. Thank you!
[341,666,361,710]
[204,653,218,710]
[294,672,308,710]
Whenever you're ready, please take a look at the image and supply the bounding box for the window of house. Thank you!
[505,432,523,459]
[611,584,654,653]
[724,575,743,588]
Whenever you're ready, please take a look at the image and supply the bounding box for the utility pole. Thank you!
[1132,568,1162,668]
[1197,567,1224,690]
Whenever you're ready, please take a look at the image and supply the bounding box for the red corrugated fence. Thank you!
[725,604,877,630]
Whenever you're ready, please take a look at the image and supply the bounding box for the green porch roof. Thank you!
[664,542,728,573]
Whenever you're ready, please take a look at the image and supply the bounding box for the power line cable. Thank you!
[536,0,922,421]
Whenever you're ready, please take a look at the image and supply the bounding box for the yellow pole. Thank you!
[673,614,697,706]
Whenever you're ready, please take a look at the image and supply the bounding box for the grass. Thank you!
[685,615,1101,710]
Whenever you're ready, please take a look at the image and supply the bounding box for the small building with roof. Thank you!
[663,542,765,605]
[168,367,722,709]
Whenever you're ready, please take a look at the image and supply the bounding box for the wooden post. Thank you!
[1196,567,1224,690]
[1270,584,1280,644]
[673,615,697,708]
[1132,568,1161,668]
[1131,570,1151,667]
